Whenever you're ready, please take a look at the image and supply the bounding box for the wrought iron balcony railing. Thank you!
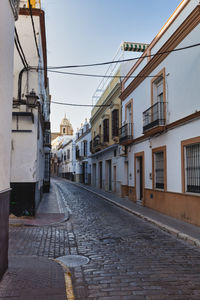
[119,123,133,144]
[143,101,166,133]
[93,134,102,148]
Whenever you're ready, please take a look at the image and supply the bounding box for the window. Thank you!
[185,143,200,193]
[83,141,87,157]
[151,68,166,124]
[63,128,65,134]
[154,152,164,189]
[112,109,119,137]
[67,149,70,160]
[103,119,109,142]
[124,99,133,137]
[152,146,166,190]
[64,152,66,161]
[153,77,163,104]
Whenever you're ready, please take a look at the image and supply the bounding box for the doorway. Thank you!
[99,161,103,189]
[113,165,116,192]
[92,163,96,186]
[135,152,144,205]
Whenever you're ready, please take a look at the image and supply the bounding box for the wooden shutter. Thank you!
[103,119,109,142]
[112,109,119,137]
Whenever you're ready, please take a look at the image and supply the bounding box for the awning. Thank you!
[122,42,149,52]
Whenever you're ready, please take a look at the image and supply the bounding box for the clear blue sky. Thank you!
[42,0,181,133]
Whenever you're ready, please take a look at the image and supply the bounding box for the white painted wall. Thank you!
[122,0,200,197]
[75,122,92,177]
[122,22,200,141]
[0,1,15,191]
[11,9,48,186]
[61,140,73,175]
[91,145,124,195]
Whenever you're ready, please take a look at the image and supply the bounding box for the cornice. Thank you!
[120,5,200,101]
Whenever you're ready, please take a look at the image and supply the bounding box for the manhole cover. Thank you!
[99,236,122,243]
[56,255,89,268]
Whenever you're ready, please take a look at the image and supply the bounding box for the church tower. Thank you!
[60,114,73,135]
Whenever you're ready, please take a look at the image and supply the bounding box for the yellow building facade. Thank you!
[90,69,122,153]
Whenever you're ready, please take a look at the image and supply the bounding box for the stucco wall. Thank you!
[0,0,15,191]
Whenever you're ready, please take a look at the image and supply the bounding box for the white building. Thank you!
[60,138,76,181]
[10,0,50,216]
[51,134,74,177]
[0,0,19,280]
[75,119,92,184]
[120,0,200,226]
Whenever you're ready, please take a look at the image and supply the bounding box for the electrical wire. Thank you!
[14,38,27,69]
[33,42,200,70]
[51,101,110,107]
[47,69,162,79]
[15,27,29,68]
[28,0,40,58]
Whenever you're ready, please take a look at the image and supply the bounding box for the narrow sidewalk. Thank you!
[69,180,200,248]
[9,180,69,226]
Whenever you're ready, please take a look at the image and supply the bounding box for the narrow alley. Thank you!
[2,177,200,299]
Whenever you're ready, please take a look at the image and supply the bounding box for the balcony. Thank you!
[92,134,102,152]
[143,102,166,134]
[119,123,133,145]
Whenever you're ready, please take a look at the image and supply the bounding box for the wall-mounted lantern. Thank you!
[26,89,39,107]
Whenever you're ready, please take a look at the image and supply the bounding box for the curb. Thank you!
[9,212,69,227]
[74,183,200,249]
[53,259,75,300]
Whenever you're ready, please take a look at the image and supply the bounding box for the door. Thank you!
[99,162,103,189]
[113,165,116,192]
[82,163,85,184]
[108,160,112,191]
[85,163,88,184]
[135,152,144,205]
[93,163,96,186]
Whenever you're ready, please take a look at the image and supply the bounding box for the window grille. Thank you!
[185,143,200,193]
[154,151,164,189]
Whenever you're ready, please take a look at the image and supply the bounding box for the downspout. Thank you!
[18,67,29,102]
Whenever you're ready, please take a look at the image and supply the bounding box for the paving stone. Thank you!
[7,177,200,299]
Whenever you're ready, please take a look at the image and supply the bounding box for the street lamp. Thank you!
[25,89,39,107]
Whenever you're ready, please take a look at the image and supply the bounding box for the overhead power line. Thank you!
[14,27,29,69]
[28,0,40,58]
[51,101,110,107]
[34,42,200,70]
[15,38,27,69]
[47,69,162,79]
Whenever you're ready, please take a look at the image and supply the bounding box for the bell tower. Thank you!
[60,114,73,135]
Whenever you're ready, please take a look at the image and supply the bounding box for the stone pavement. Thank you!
[71,181,200,248]
[53,178,200,300]
[0,181,69,300]
[0,256,66,299]
[3,178,200,300]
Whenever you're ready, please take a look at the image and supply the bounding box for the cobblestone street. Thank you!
[7,178,200,299]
